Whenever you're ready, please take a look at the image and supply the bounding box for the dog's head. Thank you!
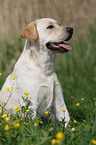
[21,18,73,53]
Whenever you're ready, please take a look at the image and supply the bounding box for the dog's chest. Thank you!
[16,72,55,102]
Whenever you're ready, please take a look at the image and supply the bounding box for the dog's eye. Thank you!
[47,25,54,29]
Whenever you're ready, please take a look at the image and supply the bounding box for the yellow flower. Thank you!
[40,121,43,124]
[14,123,20,128]
[34,123,38,127]
[0,73,1,76]
[0,110,2,114]
[16,108,20,112]
[56,131,64,140]
[93,98,95,100]
[76,103,80,106]
[9,108,12,110]
[10,87,13,90]
[2,102,5,104]
[14,106,18,110]
[2,114,7,118]
[4,125,10,131]
[5,117,10,122]
[51,139,56,144]
[26,110,29,113]
[21,118,23,121]
[56,140,60,144]
[62,109,66,112]
[91,139,96,144]
[24,92,29,95]
[12,76,16,80]
[81,98,84,101]
[73,120,77,123]
[45,111,49,115]
[6,88,9,91]
[0,123,1,126]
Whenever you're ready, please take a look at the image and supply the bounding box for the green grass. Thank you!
[0,89,95,145]
[0,26,96,145]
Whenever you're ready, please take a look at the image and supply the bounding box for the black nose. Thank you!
[66,27,73,34]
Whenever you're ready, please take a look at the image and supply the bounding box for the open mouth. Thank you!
[46,41,72,53]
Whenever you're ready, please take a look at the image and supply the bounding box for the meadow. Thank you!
[0,25,96,145]
[0,0,96,144]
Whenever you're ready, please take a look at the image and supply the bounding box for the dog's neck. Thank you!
[23,40,56,76]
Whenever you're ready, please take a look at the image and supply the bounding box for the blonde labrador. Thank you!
[0,18,73,126]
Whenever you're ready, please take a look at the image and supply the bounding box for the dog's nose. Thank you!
[66,27,73,35]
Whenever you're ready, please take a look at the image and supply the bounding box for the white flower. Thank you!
[72,128,75,131]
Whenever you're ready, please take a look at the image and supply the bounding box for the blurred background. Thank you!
[0,0,96,37]
[0,0,96,104]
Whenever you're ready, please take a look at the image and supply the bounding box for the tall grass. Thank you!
[0,36,24,88]
[0,22,96,145]
[0,0,96,38]
[56,25,96,97]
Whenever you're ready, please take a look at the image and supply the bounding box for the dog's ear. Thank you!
[21,22,38,43]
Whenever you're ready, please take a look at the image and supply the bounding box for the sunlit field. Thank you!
[0,25,96,144]
[0,0,96,144]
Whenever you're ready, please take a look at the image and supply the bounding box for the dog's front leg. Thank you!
[28,103,38,119]
[53,75,70,127]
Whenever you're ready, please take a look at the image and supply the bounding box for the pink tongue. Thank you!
[59,43,72,50]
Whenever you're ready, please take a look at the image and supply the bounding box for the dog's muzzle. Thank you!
[46,27,73,53]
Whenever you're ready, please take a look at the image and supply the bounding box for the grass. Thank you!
[0,0,96,37]
[0,86,95,145]
[0,25,96,144]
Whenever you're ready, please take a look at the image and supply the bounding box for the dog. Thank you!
[0,18,73,126]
